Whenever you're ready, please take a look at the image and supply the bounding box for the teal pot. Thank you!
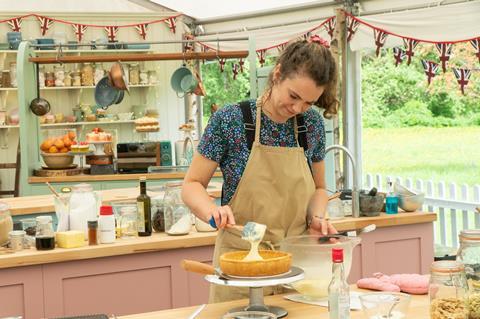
[170,66,198,98]
[95,76,121,109]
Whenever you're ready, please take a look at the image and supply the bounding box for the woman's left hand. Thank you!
[308,215,338,236]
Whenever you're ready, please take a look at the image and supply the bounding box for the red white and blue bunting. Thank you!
[453,68,472,95]
[37,16,54,36]
[393,47,406,66]
[421,60,439,85]
[435,43,453,73]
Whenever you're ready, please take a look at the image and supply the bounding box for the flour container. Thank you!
[69,183,101,238]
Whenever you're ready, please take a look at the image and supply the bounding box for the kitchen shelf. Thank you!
[0,125,19,129]
[1,84,156,92]
[0,49,155,54]
[41,120,135,127]
[0,88,18,91]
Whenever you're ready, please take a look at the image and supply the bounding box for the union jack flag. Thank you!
[324,17,336,39]
[403,38,419,65]
[452,68,472,95]
[257,50,266,67]
[7,17,22,32]
[435,43,453,73]
[421,60,439,86]
[239,58,245,73]
[218,58,226,72]
[346,16,360,42]
[276,42,287,54]
[232,63,239,80]
[104,26,119,42]
[135,23,148,40]
[301,31,312,41]
[36,16,54,36]
[393,47,406,66]
[72,24,87,42]
[374,29,388,57]
[164,17,177,34]
[470,38,480,63]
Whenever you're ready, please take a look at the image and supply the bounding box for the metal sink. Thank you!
[147,165,190,173]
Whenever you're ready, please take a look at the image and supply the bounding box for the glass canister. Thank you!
[458,230,480,319]
[0,202,13,246]
[35,216,55,250]
[148,70,158,85]
[429,260,469,319]
[54,65,65,87]
[129,63,140,85]
[2,70,11,88]
[152,195,165,232]
[119,206,138,238]
[38,65,45,88]
[139,69,148,85]
[9,62,17,87]
[81,63,94,86]
[69,183,100,237]
[72,70,82,86]
[45,71,55,87]
[163,182,191,236]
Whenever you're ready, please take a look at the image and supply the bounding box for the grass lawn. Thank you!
[362,126,480,188]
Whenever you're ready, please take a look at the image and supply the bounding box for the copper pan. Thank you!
[109,62,129,93]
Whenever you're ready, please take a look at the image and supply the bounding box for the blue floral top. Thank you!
[198,99,326,205]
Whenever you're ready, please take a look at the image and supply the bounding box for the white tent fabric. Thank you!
[349,1,480,52]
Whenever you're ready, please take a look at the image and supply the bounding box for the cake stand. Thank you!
[205,266,304,318]
[88,141,110,155]
[68,151,93,174]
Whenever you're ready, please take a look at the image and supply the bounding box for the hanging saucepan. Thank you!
[170,65,198,98]
[95,76,122,109]
[29,63,51,116]
[109,61,129,93]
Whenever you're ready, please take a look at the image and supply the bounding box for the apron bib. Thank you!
[209,102,316,303]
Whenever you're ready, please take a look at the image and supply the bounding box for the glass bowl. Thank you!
[221,311,277,319]
[359,292,411,319]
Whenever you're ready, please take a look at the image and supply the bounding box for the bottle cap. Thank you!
[332,248,344,263]
[88,220,98,228]
[99,205,113,216]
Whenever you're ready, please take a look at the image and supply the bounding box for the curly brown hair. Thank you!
[265,40,339,119]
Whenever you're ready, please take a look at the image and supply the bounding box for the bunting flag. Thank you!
[164,17,177,34]
[7,17,22,32]
[239,58,245,73]
[374,30,388,57]
[219,58,226,72]
[302,31,312,41]
[324,17,336,39]
[346,16,360,42]
[452,68,472,95]
[183,34,195,53]
[435,43,453,73]
[421,60,439,85]
[257,50,266,67]
[135,23,148,40]
[104,26,119,42]
[277,42,287,53]
[36,16,54,36]
[471,38,480,63]
[393,47,406,66]
[232,63,239,80]
[403,39,419,65]
[72,24,87,42]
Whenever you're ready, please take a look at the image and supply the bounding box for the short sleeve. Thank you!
[310,113,326,162]
[197,108,228,163]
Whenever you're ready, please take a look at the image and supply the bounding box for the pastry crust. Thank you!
[219,250,291,277]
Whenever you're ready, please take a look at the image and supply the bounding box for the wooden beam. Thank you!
[29,51,249,64]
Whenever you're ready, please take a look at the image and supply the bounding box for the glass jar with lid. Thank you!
[163,182,191,236]
[81,63,94,86]
[54,65,65,87]
[152,195,165,232]
[35,216,55,250]
[0,202,13,246]
[148,70,158,85]
[2,70,11,88]
[429,260,469,319]
[45,71,55,87]
[9,62,17,87]
[38,65,45,88]
[129,63,140,85]
[72,70,82,86]
[139,69,148,85]
[69,183,99,237]
[457,230,480,285]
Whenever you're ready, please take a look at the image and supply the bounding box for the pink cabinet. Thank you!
[0,266,44,319]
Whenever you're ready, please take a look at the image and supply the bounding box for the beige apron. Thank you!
[209,102,316,303]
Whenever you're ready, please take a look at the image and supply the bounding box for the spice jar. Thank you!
[0,202,13,246]
[163,182,191,236]
[45,72,55,87]
[72,70,82,86]
[148,70,158,85]
[129,63,140,85]
[54,65,65,87]
[139,69,148,85]
[88,220,98,245]
[9,62,17,88]
[35,216,55,250]
[9,230,25,251]
[429,260,469,319]
[81,63,94,86]
[2,70,11,88]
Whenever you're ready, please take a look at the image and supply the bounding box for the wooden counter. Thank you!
[2,182,222,216]
[120,288,430,318]
[27,171,222,184]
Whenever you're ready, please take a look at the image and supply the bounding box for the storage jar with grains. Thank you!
[72,70,82,86]
[429,260,469,319]
[129,63,140,85]
[0,202,13,246]
[163,182,191,236]
[81,63,94,86]
[457,229,480,318]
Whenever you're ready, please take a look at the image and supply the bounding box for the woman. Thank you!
[182,38,339,302]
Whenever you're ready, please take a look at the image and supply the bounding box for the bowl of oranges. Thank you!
[39,130,76,169]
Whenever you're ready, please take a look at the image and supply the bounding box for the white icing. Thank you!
[241,222,267,261]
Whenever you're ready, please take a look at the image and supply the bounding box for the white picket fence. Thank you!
[364,173,480,249]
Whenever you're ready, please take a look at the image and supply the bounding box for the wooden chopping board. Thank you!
[33,167,84,177]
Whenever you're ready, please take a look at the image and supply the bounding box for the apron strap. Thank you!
[239,101,255,150]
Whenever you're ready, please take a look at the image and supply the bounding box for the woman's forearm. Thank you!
[182,181,217,222]
[307,188,329,218]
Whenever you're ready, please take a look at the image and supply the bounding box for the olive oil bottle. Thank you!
[137,177,152,236]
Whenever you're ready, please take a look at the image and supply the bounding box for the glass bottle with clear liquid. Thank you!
[385,182,399,214]
[328,248,350,319]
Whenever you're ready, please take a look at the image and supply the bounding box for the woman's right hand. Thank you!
[210,205,236,229]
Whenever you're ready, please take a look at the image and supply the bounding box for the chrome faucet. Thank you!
[325,145,360,218]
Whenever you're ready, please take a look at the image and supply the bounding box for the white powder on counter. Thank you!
[167,214,191,235]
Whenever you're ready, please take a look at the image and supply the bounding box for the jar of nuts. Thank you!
[429,260,469,319]
[81,63,94,86]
